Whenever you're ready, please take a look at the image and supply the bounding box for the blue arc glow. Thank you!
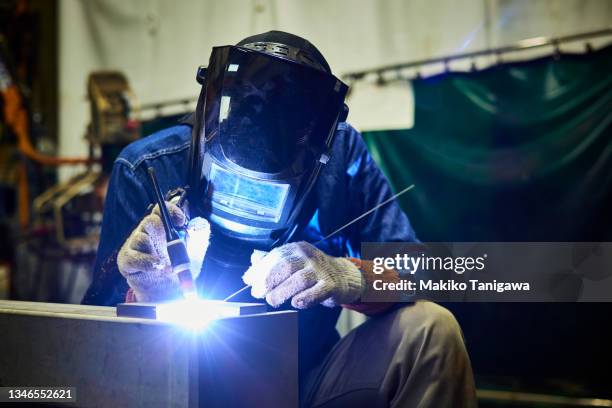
[155,299,240,329]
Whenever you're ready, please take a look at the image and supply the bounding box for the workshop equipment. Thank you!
[4,64,139,299]
[0,300,298,407]
[147,166,197,299]
[1,35,98,229]
[87,71,140,145]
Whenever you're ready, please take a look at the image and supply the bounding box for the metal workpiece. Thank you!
[0,300,298,408]
[116,300,268,319]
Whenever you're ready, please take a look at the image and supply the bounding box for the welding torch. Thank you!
[147,167,197,300]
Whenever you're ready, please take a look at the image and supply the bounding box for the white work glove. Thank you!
[117,201,210,302]
[242,241,364,309]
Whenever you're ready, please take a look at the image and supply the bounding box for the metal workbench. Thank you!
[0,300,298,407]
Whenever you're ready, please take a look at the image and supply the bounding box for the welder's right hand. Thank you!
[117,202,210,302]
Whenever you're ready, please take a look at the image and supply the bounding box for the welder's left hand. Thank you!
[242,241,364,309]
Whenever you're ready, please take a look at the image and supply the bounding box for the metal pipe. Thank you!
[140,97,197,112]
[342,27,612,81]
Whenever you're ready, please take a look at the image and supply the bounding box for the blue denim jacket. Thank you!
[82,120,417,375]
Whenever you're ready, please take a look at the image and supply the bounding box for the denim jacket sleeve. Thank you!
[342,124,418,245]
[81,159,152,305]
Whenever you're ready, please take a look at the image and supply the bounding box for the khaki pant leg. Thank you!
[304,301,477,408]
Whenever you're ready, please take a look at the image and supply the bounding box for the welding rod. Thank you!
[314,184,415,245]
[223,183,416,302]
[147,167,197,299]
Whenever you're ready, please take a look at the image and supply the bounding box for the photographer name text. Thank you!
[373,279,530,293]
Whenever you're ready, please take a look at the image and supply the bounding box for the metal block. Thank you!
[0,300,298,408]
[116,300,267,320]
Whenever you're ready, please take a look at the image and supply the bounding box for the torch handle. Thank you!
[147,167,179,241]
[147,167,196,299]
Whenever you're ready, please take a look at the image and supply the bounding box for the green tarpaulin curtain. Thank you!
[362,45,612,387]
[363,45,612,242]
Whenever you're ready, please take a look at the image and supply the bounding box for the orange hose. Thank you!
[3,85,95,166]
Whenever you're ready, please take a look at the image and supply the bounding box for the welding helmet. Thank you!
[188,31,349,250]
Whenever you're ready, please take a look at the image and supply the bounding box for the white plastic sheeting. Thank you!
[347,80,415,131]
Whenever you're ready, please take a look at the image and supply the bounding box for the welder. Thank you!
[82,31,476,407]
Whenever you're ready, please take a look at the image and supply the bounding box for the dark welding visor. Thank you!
[190,45,348,248]
[200,45,348,174]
